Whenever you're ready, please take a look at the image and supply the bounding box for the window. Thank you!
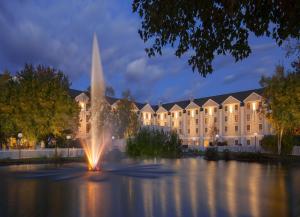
[205,108,208,114]
[225,126,227,132]
[247,125,250,132]
[247,114,250,121]
[235,125,238,132]
[235,140,239,145]
[146,113,148,119]
[205,118,208,124]
[195,109,198,115]
[259,124,263,131]
[235,104,238,111]
[214,117,217,123]
[164,113,167,119]
[247,140,251,145]
[172,121,174,127]
[214,107,217,113]
[188,129,190,134]
[179,111,182,117]
[205,128,208,133]
[196,128,199,134]
[225,106,228,112]
[188,110,190,115]
[247,103,251,109]
[179,129,182,134]
[195,119,199,124]
[158,114,160,119]
[172,113,174,118]
[225,116,228,122]
[235,115,238,122]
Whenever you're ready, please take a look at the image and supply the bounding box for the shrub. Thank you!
[204,147,218,159]
[261,134,297,155]
[126,127,182,158]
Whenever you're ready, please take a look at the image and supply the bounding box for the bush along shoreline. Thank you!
[126,127,182,158]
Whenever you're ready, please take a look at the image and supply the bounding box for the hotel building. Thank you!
[71,88,273,147]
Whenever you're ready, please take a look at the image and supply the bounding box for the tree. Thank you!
[133,0,300,76]
[105,86,115,97]
[114,89,140,138]
[260,66,300,154]
[0,64,80,147]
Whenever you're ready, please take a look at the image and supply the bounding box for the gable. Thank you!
[141,104,155,113]
[170,104,183,112]
[222,96,240,105]
[185,101,200,110]
[156,106,167,113]
[244,92,262,102]
[75,93,89,103]
[202,99,219,107]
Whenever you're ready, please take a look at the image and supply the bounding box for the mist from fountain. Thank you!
[82,34,109,171]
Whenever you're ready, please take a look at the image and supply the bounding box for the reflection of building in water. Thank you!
[207,162,216,217]
[189,159,198,217]
[226,162,237,217]
[142,180,154,217]
[248,164,261,217]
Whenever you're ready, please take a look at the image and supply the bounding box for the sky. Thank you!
[0,0,293,104]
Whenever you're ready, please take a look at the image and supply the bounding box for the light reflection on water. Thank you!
[0,158,299,217]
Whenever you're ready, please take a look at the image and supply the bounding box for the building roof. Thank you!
[70,88,264,111]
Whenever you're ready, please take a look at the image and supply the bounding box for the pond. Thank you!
[0,158,299,217]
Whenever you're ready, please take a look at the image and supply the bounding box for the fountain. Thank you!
[82,34,110,171]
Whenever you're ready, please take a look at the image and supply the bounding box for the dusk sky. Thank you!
[0,0,293,104]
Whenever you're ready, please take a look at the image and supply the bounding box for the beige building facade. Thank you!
[73,88,273,147]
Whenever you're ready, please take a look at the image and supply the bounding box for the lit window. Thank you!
[191,110,194,117]
[229,105,233,113]
[205,108,208,114]
[209,108,213,115]
[252,102,256,111]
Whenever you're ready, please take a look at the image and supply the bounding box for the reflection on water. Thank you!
[0,158,299,217]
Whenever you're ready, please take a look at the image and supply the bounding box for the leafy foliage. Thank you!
[133,0,300,76]
[114,90,140,138]
[260,65,300,154]
[0,64,79,147]
[126,127,182,157]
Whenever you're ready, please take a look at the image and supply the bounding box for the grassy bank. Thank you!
[0,156,85,166]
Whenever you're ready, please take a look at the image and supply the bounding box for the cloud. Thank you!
[125,57,164,83]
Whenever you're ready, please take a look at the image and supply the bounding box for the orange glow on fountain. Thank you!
[82,34,109,171]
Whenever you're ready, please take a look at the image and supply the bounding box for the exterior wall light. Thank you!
[209,107,212,116]
[191,110,194,117]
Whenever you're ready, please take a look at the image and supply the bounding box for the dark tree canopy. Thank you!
[133,0,300,76]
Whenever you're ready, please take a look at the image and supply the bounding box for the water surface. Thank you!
[0,158,299,217]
